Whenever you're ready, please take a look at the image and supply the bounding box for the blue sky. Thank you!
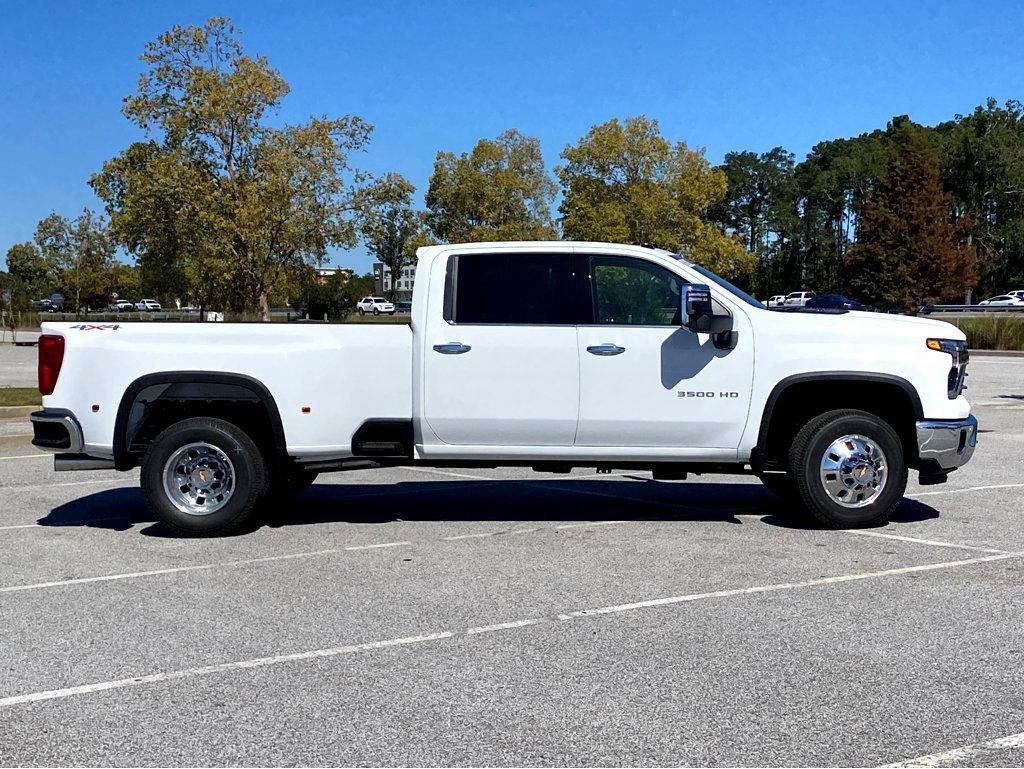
[2,0,1023,274]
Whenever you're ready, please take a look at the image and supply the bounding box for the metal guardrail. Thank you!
[919,305,1024,315]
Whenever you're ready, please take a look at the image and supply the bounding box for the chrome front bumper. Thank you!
[916,415,978,473]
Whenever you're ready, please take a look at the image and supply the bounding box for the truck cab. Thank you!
[31,242,977,536]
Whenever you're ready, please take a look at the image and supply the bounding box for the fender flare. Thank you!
[753,371,924,469]
[112,371,287,470]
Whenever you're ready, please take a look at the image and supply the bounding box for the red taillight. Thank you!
[38,334,65,396]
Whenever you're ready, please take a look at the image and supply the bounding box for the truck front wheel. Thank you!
[788,409,907,529]
[141,417,268,536]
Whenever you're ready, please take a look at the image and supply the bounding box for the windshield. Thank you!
[689,264,764,309]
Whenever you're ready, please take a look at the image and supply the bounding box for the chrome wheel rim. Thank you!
[162,442,235,515]
[819,434,887,508]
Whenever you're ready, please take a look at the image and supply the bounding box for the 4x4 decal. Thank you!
[69,324,121,331]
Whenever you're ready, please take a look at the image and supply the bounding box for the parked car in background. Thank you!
[978,295,1024,307]
[111,300,135,313]
[805,294,862,311]
[1007,290,1024,300]
[766,295,786,308]
[32,299,57,312]
[784,291,815,307]
[396,300,413,314]
[356,296,395,315]
[135,299,162,312]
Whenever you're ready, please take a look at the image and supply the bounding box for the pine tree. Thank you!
[847,119,976,310]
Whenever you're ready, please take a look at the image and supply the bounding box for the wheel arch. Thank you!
[113,371,287,470]
[753,372,924,473]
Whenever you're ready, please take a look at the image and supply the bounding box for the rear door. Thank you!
[575,252,755,450]
[421,250,580,446]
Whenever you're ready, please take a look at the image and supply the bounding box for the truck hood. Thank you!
[770,309,966,342]
[843,311,965,338]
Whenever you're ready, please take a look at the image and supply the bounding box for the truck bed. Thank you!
[41,322,414,460]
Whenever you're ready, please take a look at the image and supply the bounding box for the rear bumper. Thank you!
[30,409,116,471]
[916,415,977,474]
[30,409,83,453]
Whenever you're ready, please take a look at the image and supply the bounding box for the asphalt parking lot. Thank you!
[0,356,1022,767]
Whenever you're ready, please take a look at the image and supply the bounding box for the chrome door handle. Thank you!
[586,343,625,356]
[433,343,471,355]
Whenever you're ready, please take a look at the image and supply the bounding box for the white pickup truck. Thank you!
[31,241,977,535]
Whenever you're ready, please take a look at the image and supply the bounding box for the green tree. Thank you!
[936,99,1024,296]
[792,130,887,292]
[847,119,977,310]
[0,271,32,341]
[33,210,117,312]
[92,17,373,320]
[360,173,429,301]
[301,271,374,320]
[425,129,557,242]
[5,242,51,298]
[556,116,752,280]
[708,148,798,294]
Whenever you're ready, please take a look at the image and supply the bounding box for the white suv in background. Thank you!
[357,296,395,316]
[135,299,162,312]
[766,295,786,308]
[784,291,815,308]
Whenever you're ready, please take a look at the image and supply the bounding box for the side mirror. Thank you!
[680,283,736,349]
[680,284,714,333]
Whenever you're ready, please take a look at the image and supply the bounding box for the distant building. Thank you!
[315,267,354,284]
[373,262,417,301]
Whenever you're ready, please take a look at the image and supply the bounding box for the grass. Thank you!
[948,315,1024,351]
[342,313,409,324]
[0,387,41,407]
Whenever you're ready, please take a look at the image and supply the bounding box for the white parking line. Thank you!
[907,482,1024,497]
[1,549,1019,709]
[840,529,1008,554]
[0,516,131,532]
[881,730,1024,767]
[555,550,1023,620]
[0,632,455,708]
[402,466,496,481]
[0,545,408,594]
[344,541,409,551]
[0,454,49,461]
[555,520,629,530]
[0,478,133,491]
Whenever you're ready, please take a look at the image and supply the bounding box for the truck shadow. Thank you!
[35,478,940,536]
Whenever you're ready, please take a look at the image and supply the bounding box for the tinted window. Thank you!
[449,253,575,324]
[590,256,682,326]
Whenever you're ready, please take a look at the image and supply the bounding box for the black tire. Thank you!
[141,417,268,536]
[373,307,380,315]
[788,409,907,529]
[358,308,365,315]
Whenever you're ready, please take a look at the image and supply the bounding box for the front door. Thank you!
[575,254,755,451]
[422,250,580,446]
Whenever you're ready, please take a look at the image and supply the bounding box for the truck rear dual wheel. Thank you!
[787,409,907,528]
[141,417,267,537]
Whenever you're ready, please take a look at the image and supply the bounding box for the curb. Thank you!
[0,405,37,420]
[969,349,1024,358]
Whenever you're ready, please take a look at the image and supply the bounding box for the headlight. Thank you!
[926,338,969,399]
